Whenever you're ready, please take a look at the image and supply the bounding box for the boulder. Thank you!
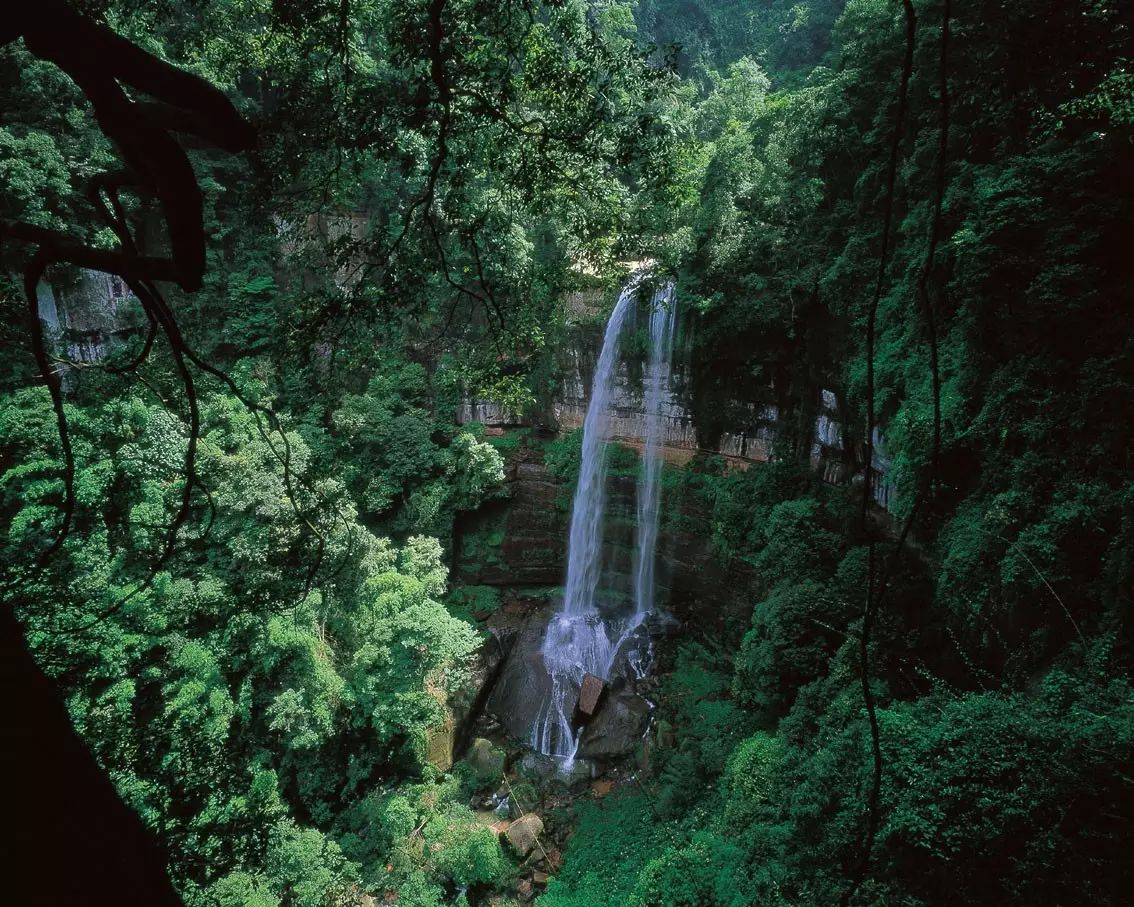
[468,738,506,779]
[488,612,644,750]
[504,814,544,857]
[518,751,593,789]
[636,735,652,772]
[577,689,652,760]
[487,615,557,743]
[507,780,538,814]
[576,673,605,717]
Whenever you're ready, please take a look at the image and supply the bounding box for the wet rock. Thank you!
[518,751,593,788]
[577,673,605,717]
[636,735,652,772]
[474,784,510,811]
[577,689,652,760]
[486,614,556,743]
[505,814,545,857]
[507,780,538,814]
[487,612,648,752]
[452,636,509,747]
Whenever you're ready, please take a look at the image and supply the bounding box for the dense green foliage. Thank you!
[2,0,1132,905]
[1,379,502,903]
[1,2,673,904]
[545,1,1134,905]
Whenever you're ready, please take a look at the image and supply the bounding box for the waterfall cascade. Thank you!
[532,277,677,765]
[633,281,678,635]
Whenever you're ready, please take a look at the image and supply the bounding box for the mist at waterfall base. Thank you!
[531,279,677,768]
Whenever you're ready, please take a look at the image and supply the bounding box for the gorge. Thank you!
[2,2,1132,906]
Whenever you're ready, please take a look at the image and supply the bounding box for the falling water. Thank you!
[626,282,677,671]
[533,277,677,765]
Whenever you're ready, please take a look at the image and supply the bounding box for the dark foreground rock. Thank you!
[577,687,652,760]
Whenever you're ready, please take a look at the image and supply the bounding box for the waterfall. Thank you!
[635,282,677,617]
[533,277,677,765]
[561,282,638,624]
[626,282,677,671]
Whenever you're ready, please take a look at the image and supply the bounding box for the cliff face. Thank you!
[37,270,143,376]
[454,441,761,627]
[457,307,896,508]
[38,267,895,510]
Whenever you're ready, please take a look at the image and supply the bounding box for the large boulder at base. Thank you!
[577,689,652,760]
[504,813,545,857]
[518,751,593,789]
[487,612,647,748]
[486,615,557,742]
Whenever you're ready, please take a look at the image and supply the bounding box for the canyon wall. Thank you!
[457,299,896,508]
[37,270,143,376]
